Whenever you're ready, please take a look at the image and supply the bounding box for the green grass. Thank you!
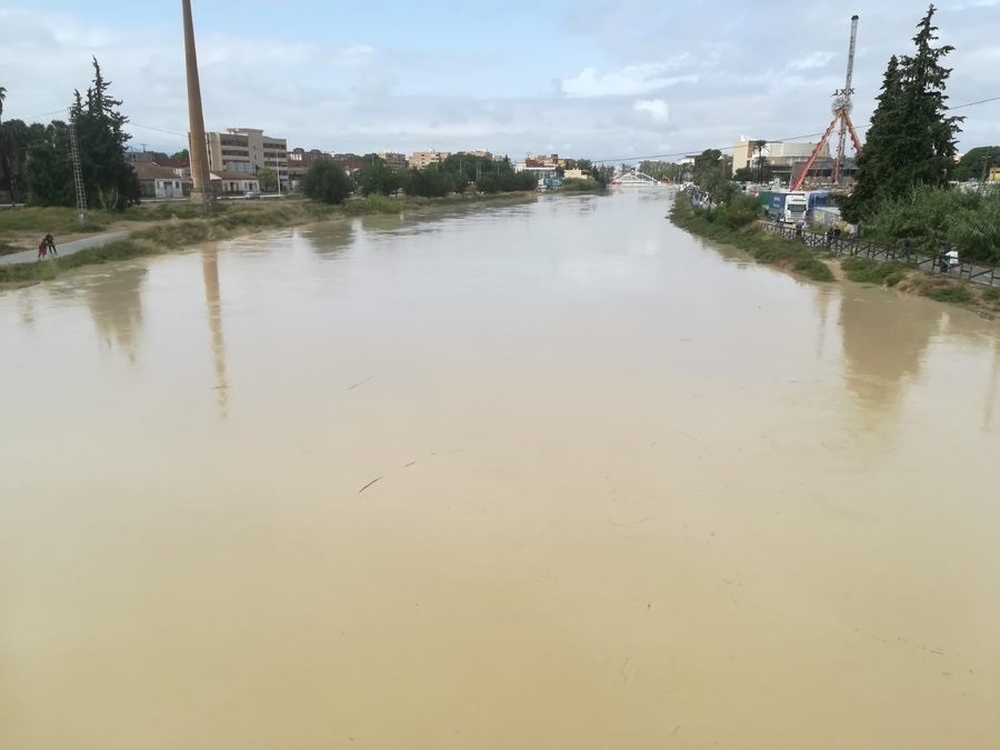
[670,196,834,282]
[0,239,152,285]
[0,206,110,236]
[559,178,602,192]
[841,257,908,287]
[342,195,403,215]
[922,284,972,304]
[118,201,231,222]
[982,286,1000,302]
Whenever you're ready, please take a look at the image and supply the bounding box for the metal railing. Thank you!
[762,222,1000,288]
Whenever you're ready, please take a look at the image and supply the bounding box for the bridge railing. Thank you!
[761,222,1000,288]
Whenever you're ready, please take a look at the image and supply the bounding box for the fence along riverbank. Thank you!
[763,221,1000,289]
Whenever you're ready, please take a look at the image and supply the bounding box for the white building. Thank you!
[134,163,189,199]
[732,136,828,176]
[209,171,261,196]
[200,127,288,184]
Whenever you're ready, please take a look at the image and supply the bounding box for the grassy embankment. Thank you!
[0,192,536,287]
[558,178,604,193]
[0,200,349,285]
[670,194,1000,315]
[841,256,1000,314]
[669,194,834,282]
[0,206,112,256]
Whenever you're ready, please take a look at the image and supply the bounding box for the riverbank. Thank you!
[670,194,1000,318]
[669,195,833,282]
[0,192,537,287]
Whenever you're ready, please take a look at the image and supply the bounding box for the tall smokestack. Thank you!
[182,0,211,212]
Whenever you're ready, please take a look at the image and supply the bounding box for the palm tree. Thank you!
[751,139,768,183]
[0,86,8,204]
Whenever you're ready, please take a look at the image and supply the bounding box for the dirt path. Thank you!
[0,231,132,266]
[823,258,846,281]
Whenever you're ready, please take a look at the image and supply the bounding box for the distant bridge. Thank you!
[610,171,666,187]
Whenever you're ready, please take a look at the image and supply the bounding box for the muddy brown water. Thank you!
[2,192,999,749]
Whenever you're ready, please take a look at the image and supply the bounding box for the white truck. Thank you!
[760,190,809,223]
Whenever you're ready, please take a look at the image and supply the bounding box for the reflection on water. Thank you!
[1,193,1000,750]
[838,286,940,430]
[303,218,355,257]
[85,266,147,362]
[16,293,35,329]
[982,341,1000,430]
[201,247,229,419]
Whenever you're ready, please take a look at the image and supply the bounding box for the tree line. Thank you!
[302,152,557,204]
[1,58,139,210]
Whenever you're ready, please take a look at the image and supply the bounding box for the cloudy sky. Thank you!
[1,0,998,162]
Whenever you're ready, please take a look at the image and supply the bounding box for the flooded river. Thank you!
[2,192,999,749]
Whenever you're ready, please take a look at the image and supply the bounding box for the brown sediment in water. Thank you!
[1,193,999,750]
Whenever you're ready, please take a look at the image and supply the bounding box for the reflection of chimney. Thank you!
[984,342,999,430]
[201,247,229,419]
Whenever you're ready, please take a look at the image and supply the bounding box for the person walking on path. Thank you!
[900,238,912,262]
[938,245,951,273]
[44,233,58,257]
[37,240,47,260]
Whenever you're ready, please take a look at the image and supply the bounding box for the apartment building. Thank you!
[377,152,408,171]
[408,150,451,169]
[331,153,365,172]
[201,127,288,178]
[287,148,330,180]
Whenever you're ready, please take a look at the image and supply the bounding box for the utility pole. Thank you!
[182,0,211,213]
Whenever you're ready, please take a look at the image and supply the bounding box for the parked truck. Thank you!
[759,190,809,223]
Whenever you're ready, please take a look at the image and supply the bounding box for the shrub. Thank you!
[560,178,601,192]
[861,185,1000,264]
[301,159,354,204]
[841,257,907,286]
[923,283,972,304]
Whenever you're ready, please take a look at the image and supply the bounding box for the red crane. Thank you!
[791,15,863,190]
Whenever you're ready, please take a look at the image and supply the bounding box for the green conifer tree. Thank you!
[842,5,963,222]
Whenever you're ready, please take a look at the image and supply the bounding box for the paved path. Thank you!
[0,231,131,266]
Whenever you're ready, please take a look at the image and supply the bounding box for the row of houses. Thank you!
[129,132,511,199]
[131,162,259,199]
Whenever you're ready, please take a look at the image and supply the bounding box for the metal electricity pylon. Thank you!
[68,113,88,226]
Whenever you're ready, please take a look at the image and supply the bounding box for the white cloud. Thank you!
[786,51,837,73]
[633,98,670,124]
[0,3,997,162]
[561,63,697,98]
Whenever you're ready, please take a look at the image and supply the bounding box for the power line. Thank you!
[949,94,1000,110]
[10,107,69,122]
[590,93,1000,165]
[128,122,188,139]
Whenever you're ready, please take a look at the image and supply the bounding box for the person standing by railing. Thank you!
[946,245,960,272]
